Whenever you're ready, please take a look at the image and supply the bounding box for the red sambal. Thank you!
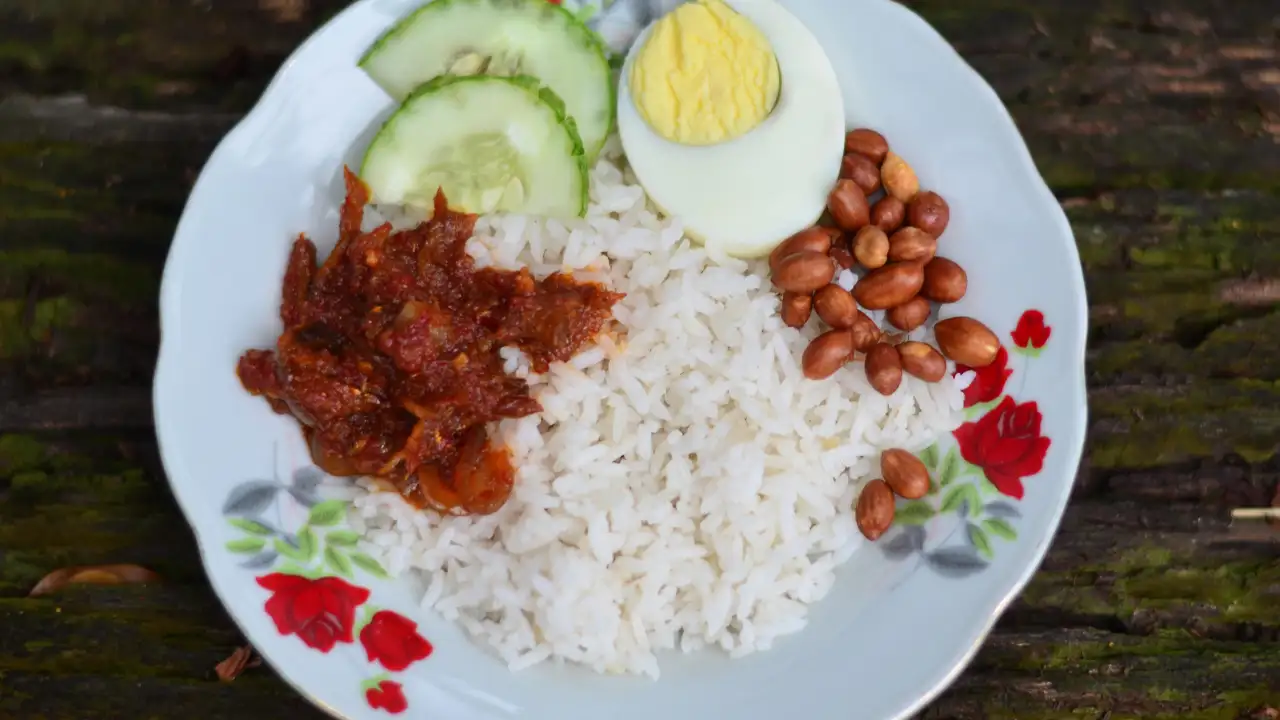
[237,168,622,515]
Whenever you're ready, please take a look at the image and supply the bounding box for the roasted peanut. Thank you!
[885,296,932,332]
[852,226,889,270]
[827,179,870,230]
[888,227,937,263]
[853,261,924,310]
[769,227,832,273]
[935,316,1000,367]
[814,284,858,329]
[802,329,855,380]
[829,246,855,270]
[907,191,950,237]
[865,342,903,396]
[780,292,812,328]
[850,310,882,352]
[840,153,882,195]
[844,129,890,165]
[881,449,930,499]
[871,196,906,232]
[881,152,919,203]
[856,479,895,540]
[897,341,946,382]
[921,257,967,303]
[772,252,837,294]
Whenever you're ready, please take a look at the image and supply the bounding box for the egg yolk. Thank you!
[629,0,781,146]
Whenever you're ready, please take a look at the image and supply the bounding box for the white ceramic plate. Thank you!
[153,0,1088,718]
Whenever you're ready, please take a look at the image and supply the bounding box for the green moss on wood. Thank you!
[1006,626,1280,676]
[0,250,155,306]
[1034,153,1280,196]
[0,141,190,257]
[1194,313,1280,380]
[1090,430,1276,469]
[0,435,186,593]
[0,298,82,359]
[0,596,239,678]
[1089,340,1192,377]
[976,641,1280,720]
[0,1,335,110]
[1088,379,1280,468]
[1092,380,1280,417]
[1089,310,1280,382]
[6,468,152,506]
[1021,545,1280,629]
[1120,565,1280,624]
[0,435,48,474]
[0,506,153,551]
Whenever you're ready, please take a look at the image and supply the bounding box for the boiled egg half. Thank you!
[618,0,845,258]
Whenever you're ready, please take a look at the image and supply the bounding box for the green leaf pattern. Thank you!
[224,488,386,582]
[350,552,391,580]
[228,518,274,536]
[937,447,962,487]
[308,500,348,527]
[326,530,361,547]
[962,484,983,517]
[895,501,937,526]
[918,443,940,472]
[326,546,355,579]
[226,537,266,554]
[967,523,993,558]
[297,527,318,561]
[274,536,311,562]
[983,517,1018,541]
[939,485,967,514]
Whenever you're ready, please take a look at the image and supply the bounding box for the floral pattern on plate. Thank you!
[223,464,431,715]
[220,309,1053,706]
[882,309,1053,576]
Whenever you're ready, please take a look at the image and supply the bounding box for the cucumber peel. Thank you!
[359,0,614,162]
[360,74,588,218]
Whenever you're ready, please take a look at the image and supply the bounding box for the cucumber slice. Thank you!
[360,74,588,218]
[360,0,613,162]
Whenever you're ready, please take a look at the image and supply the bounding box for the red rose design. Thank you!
[256,573,370,652]
[952,396,1051,500]
[1012,310,1051,350]
[366,680,408,715]
[360,610,434,671]
[956,345,1012,408]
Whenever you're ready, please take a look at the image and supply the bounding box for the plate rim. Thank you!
[152,1,1090,718]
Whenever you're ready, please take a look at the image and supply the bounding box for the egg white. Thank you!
[617,0,846,259]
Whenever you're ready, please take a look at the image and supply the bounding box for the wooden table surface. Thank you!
[2,0,1279,718]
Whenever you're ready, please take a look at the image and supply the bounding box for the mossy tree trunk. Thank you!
[2,0,1279,718]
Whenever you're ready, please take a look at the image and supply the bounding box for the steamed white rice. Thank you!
[349,138,965,678]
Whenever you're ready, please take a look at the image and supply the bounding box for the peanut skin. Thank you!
[773,252,837,294]
[827,179,870,231]
[769,227,832,273]
[853,262,924,310]
[844,129,889,164]
[865,342,903,396]
[921,257,967,303]
[803,329,855,380]
[856,479,896,540]
[780,292,812,328]
[881,449,930,499]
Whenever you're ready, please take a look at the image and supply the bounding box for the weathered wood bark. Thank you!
[1,0,1278,718]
